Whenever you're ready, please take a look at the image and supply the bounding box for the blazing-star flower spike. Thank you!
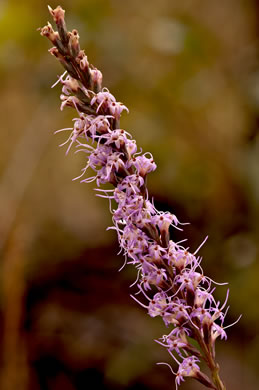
[40,6,241,390]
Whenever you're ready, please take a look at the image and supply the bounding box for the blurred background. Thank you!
[0,0,258,389]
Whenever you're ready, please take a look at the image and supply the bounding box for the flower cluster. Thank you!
[40,7,240,390]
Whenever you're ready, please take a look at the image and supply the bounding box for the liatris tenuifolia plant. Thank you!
[40,6,241,390]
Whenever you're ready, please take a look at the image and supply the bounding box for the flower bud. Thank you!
[48,5,69,45]
[68,29,80,57]
[40,22,59,45]
[90,68,103,93]
[78,51,89,71]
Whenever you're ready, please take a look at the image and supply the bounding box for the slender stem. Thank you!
[195,329,226,390]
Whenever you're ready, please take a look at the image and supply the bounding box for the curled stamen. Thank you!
[193,236,208,255]
[118,255,129,272]
[130,294,149,309]
[222,314,242,330]
[156,362,177,375]
[54,127,73,134]
[51,71,67,88]
[129,268,141,287]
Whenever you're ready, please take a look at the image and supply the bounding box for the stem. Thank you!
[211,366,226,390]
[195,329,226,390]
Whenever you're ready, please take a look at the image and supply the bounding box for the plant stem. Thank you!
[199,333,226,390]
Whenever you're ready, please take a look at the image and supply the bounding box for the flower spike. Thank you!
[40,7,239,390]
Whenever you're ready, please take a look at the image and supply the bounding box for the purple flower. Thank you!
[40,7,241,390]
[90,89,116,113]
[175,356,201,389]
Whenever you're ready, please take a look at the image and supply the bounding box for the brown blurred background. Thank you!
[0,0,258,389]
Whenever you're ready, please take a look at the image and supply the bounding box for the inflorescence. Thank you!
[40,7,240,390]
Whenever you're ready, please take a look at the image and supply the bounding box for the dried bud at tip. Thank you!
[48,5,65,24]
[49,5,68,45]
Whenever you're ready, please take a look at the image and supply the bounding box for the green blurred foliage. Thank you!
[0,0,258,389]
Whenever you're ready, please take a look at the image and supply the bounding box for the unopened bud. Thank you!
[48,46,63,60]
[77,52,91,86]
[48,5,68,45]
[79,53,89,72]
[40,22,59,44]
[48,5,65,24]
[90,68,103,93]
[68,29,80,57]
